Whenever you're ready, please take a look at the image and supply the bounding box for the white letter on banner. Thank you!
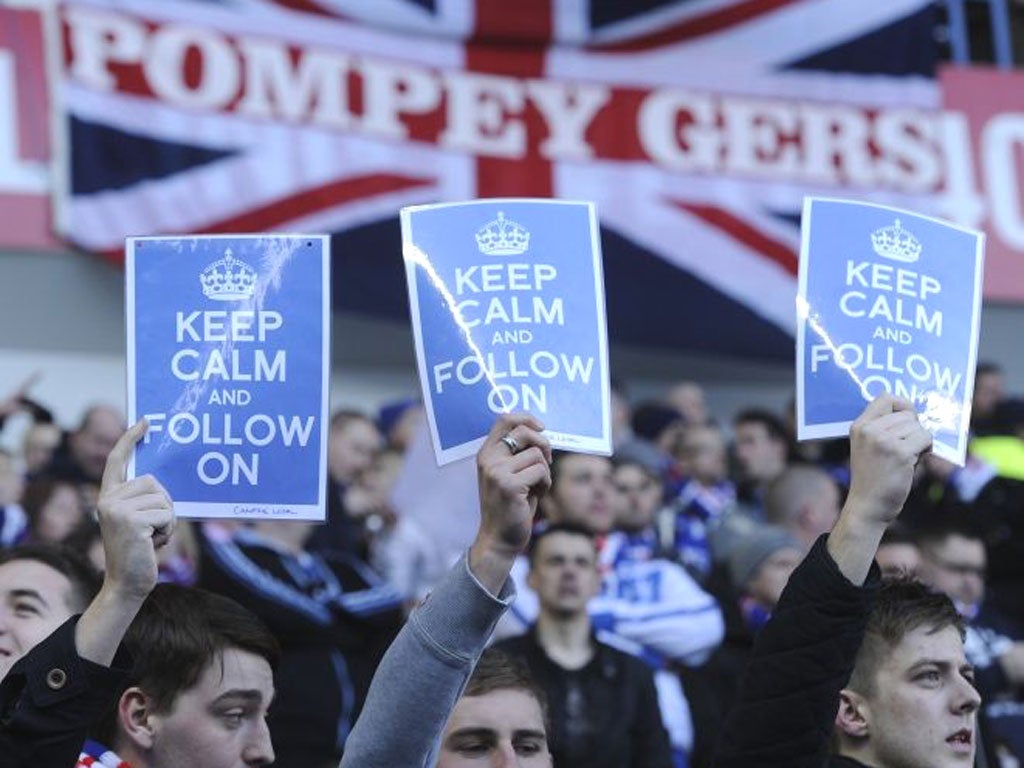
[66,7,146,91]
[722,97,800,178]
[934,112,986,229]
[236,38,352,128]
[799,103,874,186]
[360,59,441,140]
[146,25,239,110]
[527,80,609,160]
[638,89,719,172]
[984,114,1024,249]
[875,109,942,193]
[440,71,526,158]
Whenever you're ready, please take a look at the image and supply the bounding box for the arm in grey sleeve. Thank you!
[340,552,514,768]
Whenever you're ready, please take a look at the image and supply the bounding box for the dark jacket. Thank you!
[495,626,673,768]
[712,535,880,768]
[198,525,403,767]
[0,616,130,768]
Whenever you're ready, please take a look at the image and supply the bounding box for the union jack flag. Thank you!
[56,0,941,360]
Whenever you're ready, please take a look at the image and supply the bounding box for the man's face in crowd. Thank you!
[141,648,275,768]
[613,464,662,531]
[440,688,551,767]
[745,547,803,609]
[666,382,708,426]
[529,531,600,618]
[802,477,841,542]
[546,455,614,534]
[0,559,76,679]
[328,418,382,486]
[922,535,987,613]
[35,483,85,544]
[71,407,124,481]
[679,426,727,486]
[733,421,786,484]
[858,625,979,768]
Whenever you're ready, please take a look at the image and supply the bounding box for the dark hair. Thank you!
[527,522,596,567]
[847,578,965,697]
[879,521,918,548]
[914,514,986,553]
[19,475,83,539]
[631,401,683,442]
[465,648,549,729]
[0,543,101,612]
[94,583,279,744]
[975,361,1002,378]
[547,450,570,487]
[733,408,790,444]
[329,408,375,432]
[547,451,612,491]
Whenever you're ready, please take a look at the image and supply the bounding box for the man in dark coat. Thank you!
[714,396,981,768]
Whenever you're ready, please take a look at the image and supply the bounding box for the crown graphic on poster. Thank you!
[870,219,922,264]
[475,211,530,255]
[200,248,258,300]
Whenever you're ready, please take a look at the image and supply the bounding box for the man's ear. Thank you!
[118,687,157,750]
[835,688,870,738]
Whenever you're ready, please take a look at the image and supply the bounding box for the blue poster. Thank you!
[401,199,611,465]
[126,234,330,519]
[797,198,985,465]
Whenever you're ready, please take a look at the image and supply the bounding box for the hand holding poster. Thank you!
[797,198,985,465]
[127,234,330,519]
[401,199,611,465]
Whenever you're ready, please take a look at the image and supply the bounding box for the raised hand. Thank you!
[829,395,932,584]
[96,418,175,599]
[75,419,175,666]
[470,413,552,595]
[845,395,932,527]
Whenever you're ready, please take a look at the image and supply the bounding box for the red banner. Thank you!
[941,66,1024,303]
[0,4,58,250]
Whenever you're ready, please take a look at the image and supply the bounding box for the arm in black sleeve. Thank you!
[713,535,880,768]
[0,616,131,768]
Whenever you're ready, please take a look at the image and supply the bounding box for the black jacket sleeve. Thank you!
[713,535,880,768]
[631,661,674,768]
[0,616,131,768]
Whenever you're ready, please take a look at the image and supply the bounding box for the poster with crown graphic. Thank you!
[401,199,611,465]
[797,198,985,465]
[126,234,330,519]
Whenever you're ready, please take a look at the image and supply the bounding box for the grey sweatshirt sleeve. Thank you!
[339,552,515,768]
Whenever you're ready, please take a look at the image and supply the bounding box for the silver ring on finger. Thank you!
[500,434,520,455]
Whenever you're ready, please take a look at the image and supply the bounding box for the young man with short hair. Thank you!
[918,519,1024,760]
[340,414,554,767]
[715,395,981,768]
[439,648,551,766]
[0,419,175,767]
[500,448,722,764]
[0,545,102,680]
[496,523,672,768]
[78,584,279,768]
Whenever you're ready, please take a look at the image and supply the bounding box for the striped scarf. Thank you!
[76,739,132,768]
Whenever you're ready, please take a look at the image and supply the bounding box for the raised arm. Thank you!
[713,396,931,768]
[827,395,932,585]
[341,414,551,767]
[74,419,175,666]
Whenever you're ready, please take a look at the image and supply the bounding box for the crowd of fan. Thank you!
[1,362,1023,768]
